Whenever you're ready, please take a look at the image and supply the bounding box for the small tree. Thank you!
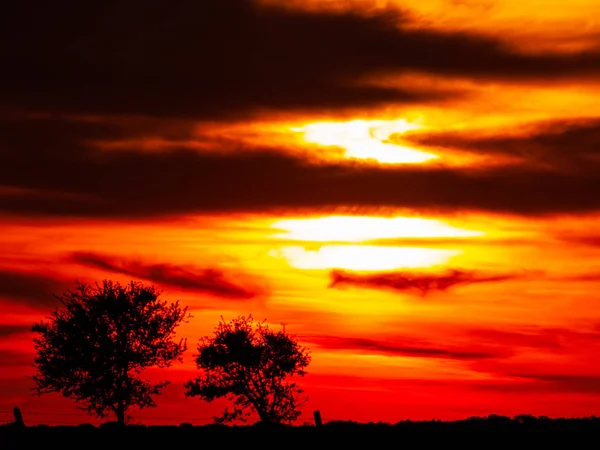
[184,315,310,424]
[31,280,189,425]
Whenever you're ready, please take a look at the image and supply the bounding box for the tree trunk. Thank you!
[257,408,275,425]
[116,406,126,426]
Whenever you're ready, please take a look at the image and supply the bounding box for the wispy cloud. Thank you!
[403,118,600,172]
[68,252,265,299]
[329,269,528,295]
[476,374,600,394]
[466,326,600,350]
[308,334,503,360]
[0,325,30,338]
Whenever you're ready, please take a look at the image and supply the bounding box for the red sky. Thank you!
[2,0,600,426]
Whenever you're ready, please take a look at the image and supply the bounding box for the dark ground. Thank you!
[2,416,600,449]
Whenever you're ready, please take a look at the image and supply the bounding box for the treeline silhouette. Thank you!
[2,416,600,449]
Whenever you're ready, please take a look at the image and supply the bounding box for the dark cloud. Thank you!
[329,269,526,296]
[308,335,502,360]
[402,118,600,173]
[0,325,30,338]
[68,252,264,299]
[2,2,600,219]
[2,116,600,218]
[497,374,600,394]
[470,376,600,395]
[0,269,67,308]
[2,0,600,118]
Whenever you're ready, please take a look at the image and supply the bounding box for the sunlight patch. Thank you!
[270,245,461,271]
[271,216,483,242]
[292,119,437,164]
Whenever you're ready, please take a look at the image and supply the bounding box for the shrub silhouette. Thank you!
[184,315,310,424]
[31,280,189,425]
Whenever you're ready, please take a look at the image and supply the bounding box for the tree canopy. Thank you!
[184,315,311,424]
[31,280,189,425]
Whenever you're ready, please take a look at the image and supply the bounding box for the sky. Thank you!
[2,0,600,426]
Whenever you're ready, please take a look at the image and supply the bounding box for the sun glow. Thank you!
[270,245,461,271]
[271,216,484,242]
[292,119,437,164]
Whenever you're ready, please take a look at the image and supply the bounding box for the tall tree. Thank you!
[184,315,311,424]
[31,280,189,425]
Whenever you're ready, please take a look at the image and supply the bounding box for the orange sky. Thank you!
[2,0,600,426]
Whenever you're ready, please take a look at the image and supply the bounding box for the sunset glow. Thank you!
[3,0,600,429]
[293,119,437,164]
[271,245,462,271]
[271,216,484,242]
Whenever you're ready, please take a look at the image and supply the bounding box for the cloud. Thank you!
[3,116,600,218]
[0,269,67,308]
[466,326,600,351]
[467,329,562,350]
[2,2,600,221]
[476,374,600,395]
[514,373,600,384]
[565,273,600,282]
[68,252,264,299]
[0,325,30,338]
[329,269,526,296]
[2,0,600,118]
[557,234,600,248]
[402,118,600,173]
[308,334,502,360]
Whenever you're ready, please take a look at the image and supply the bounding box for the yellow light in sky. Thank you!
[271,216,484,242]
[292,119,437,164]
[270,245,461,271]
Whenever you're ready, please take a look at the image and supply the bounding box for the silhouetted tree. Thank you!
[184,315,310,424]
[31,280,189,426]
